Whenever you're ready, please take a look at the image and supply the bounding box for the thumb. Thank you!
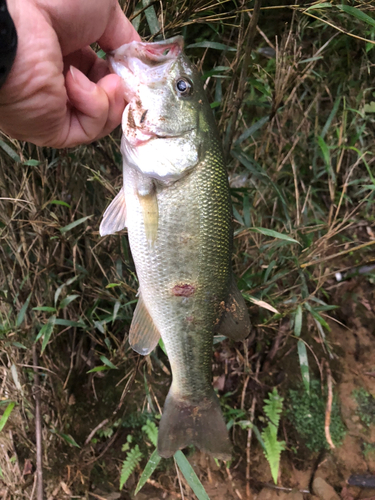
[60,65,124,147]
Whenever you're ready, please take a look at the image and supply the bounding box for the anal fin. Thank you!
[99,188,127,236]
[129,294,160,355]
[215,274,251,341]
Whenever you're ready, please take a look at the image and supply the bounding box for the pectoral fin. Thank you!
[215,275,251,341]
[99,188,127,236]
[138,190,158,244]
[129,294,161,355]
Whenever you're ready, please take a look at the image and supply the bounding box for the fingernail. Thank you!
[69,65,96,92]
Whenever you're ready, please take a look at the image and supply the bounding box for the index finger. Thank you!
[98,2,141,52]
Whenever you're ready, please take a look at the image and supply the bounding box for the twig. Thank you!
[246,359,260,500]
[262,483,310,494]
[88,492,110,500]
[324,361,335,450]
[113,360,139,415]
[85,428,120,465]
[145,478,182,498]
[84,419,109,447]
[223,0,262,159]
[29,473,37,499]
[246,397,256,500]
[175,458,185,500]
[300,240,375,269]
[32,345,44,500]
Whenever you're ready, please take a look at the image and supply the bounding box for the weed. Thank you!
[120,443,143,490]
[363,443,375,458]
[261,388,285,484]
[287,380,346,452]
[353,388,375,427]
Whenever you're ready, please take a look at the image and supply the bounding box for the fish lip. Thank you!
[134,127,196,144]
[109,36,184,64]
[108,37,184,91]
[126,127,196,148]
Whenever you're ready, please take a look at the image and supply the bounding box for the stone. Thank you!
[256,487,289,500]
[285,491,304,500]
[313,477,340,500]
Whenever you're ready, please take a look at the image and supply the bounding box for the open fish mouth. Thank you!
[110,36,184,67]
[109,36,185,91]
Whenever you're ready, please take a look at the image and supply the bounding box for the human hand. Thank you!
[0,0,140,148]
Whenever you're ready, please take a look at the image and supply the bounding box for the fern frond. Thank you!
[261,388,285,484]
[263,388,283,428]
[142,419,158,447]
[120,445,143,490]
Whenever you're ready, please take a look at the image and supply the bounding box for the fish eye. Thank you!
[176,77,193,96]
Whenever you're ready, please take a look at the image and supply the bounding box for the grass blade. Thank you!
[174,450,210,500]
[294,305,303,337]
[297,340,310,394]
[52,429,81,448]
[247,296,279,314]
[305,302,330,331]
[99,355,118,370]
[321,95,341,139]
[187,41,236,51]
[16,293,31,327]
[0,402,16,432]
[0,140,21,162]
[135,449,162,495]
[60,215,92,234]
[305,3,332,10]
[59,294,79,309]
[33,306,57,313]
[235,115,269,145]
[249,227,300,245]
[337,5,375,28]
[158,338,167,355]
[48,200,71,208]
[40,316,56,354]
[54,318,86,328]
[142,0,160,35]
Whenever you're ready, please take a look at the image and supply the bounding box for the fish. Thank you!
[100,36,250,460]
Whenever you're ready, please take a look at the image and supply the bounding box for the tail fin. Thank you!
[157,387,232,460]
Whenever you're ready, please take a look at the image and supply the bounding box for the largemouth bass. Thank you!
[100,37,250,459]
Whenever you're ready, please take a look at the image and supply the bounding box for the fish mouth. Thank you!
[110,36,184,67]
[131,128,195,147]
[109,36,184,92]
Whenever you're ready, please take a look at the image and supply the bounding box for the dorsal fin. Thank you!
[99,188,127,236]
[129,294,161,355]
